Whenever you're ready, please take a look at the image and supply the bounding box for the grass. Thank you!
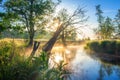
[0,39,71,80]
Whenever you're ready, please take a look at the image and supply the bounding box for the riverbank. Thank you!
[85,40,120,64]
[0,38,71,80]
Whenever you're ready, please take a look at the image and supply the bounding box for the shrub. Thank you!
[32,51,71,80]
[0,49,70,80]
[86,41,100,52]
[100,40,116,54]
[116,41,120,55]
[85,40,120,55]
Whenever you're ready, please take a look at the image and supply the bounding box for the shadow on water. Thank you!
[51,45,120,80]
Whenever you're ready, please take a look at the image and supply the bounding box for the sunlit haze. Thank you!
[55,0,120,39]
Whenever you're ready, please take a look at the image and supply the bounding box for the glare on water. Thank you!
[50,45,120,80]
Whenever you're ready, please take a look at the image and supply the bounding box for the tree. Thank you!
[0,9,24,38]
[42,7,88,54]
[0,1,5,36]
[115,9,120,34]
[100,17,114,39]
[58,26,77,46]
[95,5,115,39]
[56,9,78,46]
[4,0,60,46]
[95,5,104,39]
[96,5,104,25]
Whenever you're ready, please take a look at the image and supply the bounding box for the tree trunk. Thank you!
[42,24,64,54]
[28,34,34,46]
[61,31,67,46]
[28,0,34,47]
[28,41,40,60]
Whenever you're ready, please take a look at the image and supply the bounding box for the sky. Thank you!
[56,0,120,39]
[0,0,120,39]
[58,0,120,22]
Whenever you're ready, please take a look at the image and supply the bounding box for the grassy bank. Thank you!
[85,40,120,55]
[0,40,70,80]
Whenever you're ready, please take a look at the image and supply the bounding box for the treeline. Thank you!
[95,5,120,39]
[85,40,120,55]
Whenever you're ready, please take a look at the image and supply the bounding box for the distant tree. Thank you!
[95,5,104,39]
[115,9,120,34]
[4,0,60,46]
[95,5,114,39]
[96,5,104,25]
[100,17,114,39]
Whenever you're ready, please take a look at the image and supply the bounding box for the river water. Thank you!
[51,45,120,80]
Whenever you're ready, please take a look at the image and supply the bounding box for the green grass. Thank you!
[0,40,70,80]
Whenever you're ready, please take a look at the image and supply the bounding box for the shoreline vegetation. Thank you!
[0,38,71,80]
[85,40,120,64]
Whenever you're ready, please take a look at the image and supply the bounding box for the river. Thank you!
[51,45,120,80]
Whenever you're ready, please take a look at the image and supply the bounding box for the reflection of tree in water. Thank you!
[51,46,77,64]
[97,65,105,80]
[64,47,77,63]
[97,62,113,80]
[104,64,113,76]
[115,66,120,79]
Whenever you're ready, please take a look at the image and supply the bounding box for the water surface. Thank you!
[52,45,120,80]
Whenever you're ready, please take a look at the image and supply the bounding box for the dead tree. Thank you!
[42,7,88,54]
[29,41,40,60]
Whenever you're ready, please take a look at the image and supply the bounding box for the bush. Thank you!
[0,41,36,80]
[100,40,116,54]
[85,41,100,53]
[116,41,120,55]
[85,40,120,55]
[0,48,70,80]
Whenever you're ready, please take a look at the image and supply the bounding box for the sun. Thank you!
[54,54,63,64]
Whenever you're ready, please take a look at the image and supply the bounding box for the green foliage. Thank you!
[85,40,120,55]
[0,44,70,80]
[0,41,18,58]
[86,41,100,52]
[32,52,70,80]
[116,41,120,54]
[0,22,6,33]
[96,5,104,24]
[115,9,120,34]
[58,9,78,44]
[100,40,116,54]
[3,0,60,46]
[95,5,115,39]
[100,17,114,39]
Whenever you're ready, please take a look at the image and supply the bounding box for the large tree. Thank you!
[4,0,60,46]
[42,7,88,54]
[59,26,77,46]
[57,9,78,46]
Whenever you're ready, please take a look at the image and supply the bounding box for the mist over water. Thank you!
[52,45,120,80]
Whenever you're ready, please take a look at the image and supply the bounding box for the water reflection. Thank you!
[51,46,77,64]
[51,45,120,80]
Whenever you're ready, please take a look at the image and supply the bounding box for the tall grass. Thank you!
[0,41,70,80]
